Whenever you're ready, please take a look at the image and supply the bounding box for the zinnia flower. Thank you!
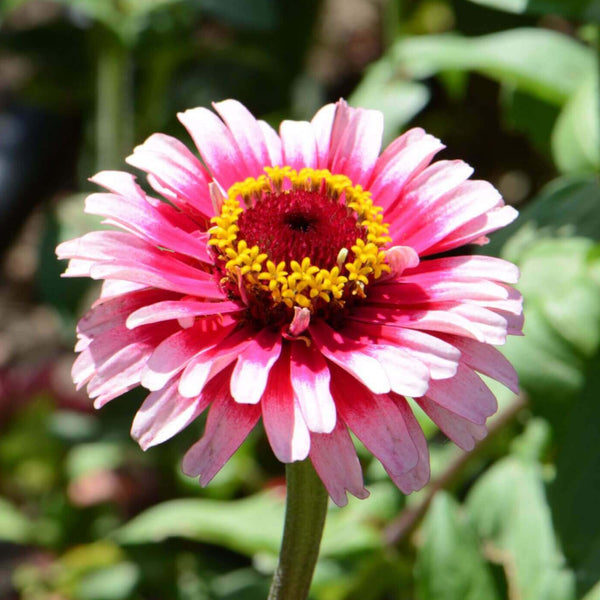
[57,100,522,506]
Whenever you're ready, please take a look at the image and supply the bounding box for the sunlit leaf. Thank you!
[467,454,576,600]
[465,0,600,20]
[392,28,594,104]
[552,71,600,174]
[0,498,34,543]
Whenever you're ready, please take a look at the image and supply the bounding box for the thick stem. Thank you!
[268,459,329,600]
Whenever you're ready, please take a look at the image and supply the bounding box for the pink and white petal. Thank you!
[442,335,519,393]
[348,320,460,380]
[127,299,241,329]
[369,130,446,212]
[350,306,486,342]
[416,395,487,451]
[280,120,318,170]
[332,366,419,475]
[290,340,336,434]
[310,103,336,168]
[131,378,210,450]
[309,321,390,394]
[97,279,147,302]
[182,370,261,485]
[329,102,384,187]
[361,343,430,398]
[178,107,250,189]
[177,326,255,398]
[90,170,147,200]
[213,100,272,174]
[310,420,369,507]
[141,321,234,391]
[262,352,311,463]
[258,120,284,165]
[85,193,212,263]
[389,395,431,493]
[425,205,519,255]
[446,304,510,345]
[398,180,503,255]
[406,255,520,284]
[384,159,473,233]
[230,328,282,404]
[423,364,497,425]
[125,133,213,217]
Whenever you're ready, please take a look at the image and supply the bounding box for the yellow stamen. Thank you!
[209,166,391,312]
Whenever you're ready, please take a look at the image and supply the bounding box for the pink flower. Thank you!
[57,100,522,506]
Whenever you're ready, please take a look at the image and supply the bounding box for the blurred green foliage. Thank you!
[0,0,599,599]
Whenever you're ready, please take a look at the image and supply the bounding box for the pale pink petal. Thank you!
[310,103,336,168]
[131,378,210,450]
[328,101,384,186]
[182,370,261,485]
[178,107,249,189]
[141,321,234,391]
[309,321,391,394]
[332,367,419,476]
[348,320,460,380]
[310,420,369,506]
[416,395,487,451]
[426,205,519,255]
[406,255,520,284]
[125,133,213,216]
[397,180,503,254]
[258,120,283,165]
[280,120,318,170]
[290,340,336,434]
[127,299,241,329]
[213,100,272,174]
[369,129,446,211]
[423,365,497,425]
[442,335,519,393]
[230,328,282,404]
[177,326,255,398]
[262,352,311,462]
[384,245,420,278]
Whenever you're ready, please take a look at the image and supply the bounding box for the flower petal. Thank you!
[310,420,369,507]
[182,370,261,485]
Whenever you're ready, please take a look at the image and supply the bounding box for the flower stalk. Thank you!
[268,459,329,600]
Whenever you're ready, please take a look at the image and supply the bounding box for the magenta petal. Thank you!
[310,420,369,506]
[443,335,519,393]
[131,378,209,450]
[416,395,487,451]
[389,395,430,493]
[258,120,283,165]
[310,321,391,394]
[332,367,419,476]
[310,103,336,168]
[230,328,282,404]
[261,352,310,463]
[290,340,336,434]
[423,364,497,425]
[213,99,273,175]
[182,371,261,485]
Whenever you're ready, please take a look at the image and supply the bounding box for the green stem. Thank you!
[268,459,329,600]
[96,31,132,171]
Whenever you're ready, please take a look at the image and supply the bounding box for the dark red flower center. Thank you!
[236,190,366,268]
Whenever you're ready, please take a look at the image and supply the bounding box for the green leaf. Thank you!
[465,0,600,20]
[76,562,140,600]
[549,354,600,595]
[552,71,600,174]
[115,483,396,558]
[0,497,34,543]
[392,28,595,104]
[467,455,576,600]
[416,492,500,600]
[350,58,430,142]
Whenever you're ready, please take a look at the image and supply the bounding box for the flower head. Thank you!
[57,100,522,506]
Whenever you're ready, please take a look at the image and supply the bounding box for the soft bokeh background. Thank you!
[0,1,599,598]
